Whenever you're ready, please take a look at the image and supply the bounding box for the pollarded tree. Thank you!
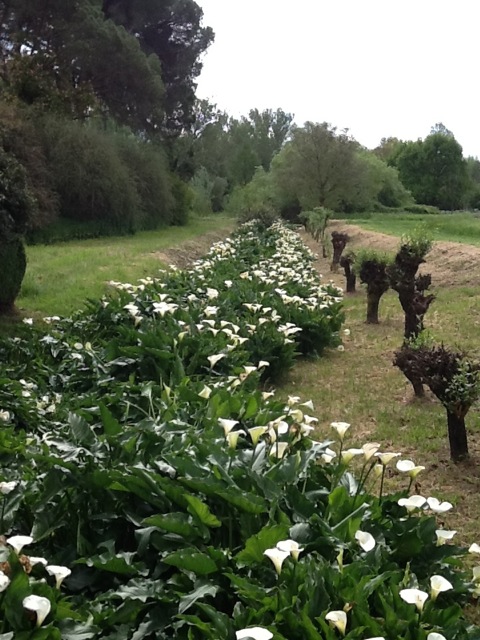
[388,230,435,341]
[394,343,480,462]
[0,147,35,314]
[355,250,392,324]
[340,251,356,293]
[330,231,349,272]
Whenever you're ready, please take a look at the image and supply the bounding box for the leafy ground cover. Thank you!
[1,220,479,638]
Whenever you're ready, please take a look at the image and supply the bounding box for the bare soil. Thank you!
[317,221,480,288]
[152,230,232,269]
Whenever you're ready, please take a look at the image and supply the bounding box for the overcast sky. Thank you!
[196,0,480,158]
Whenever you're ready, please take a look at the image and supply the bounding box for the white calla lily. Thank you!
[263,547,290,574]
[427,497,453,513]
[469,543,480,554]
[207,353,225,368]
[362,442,380,461]
[427,634,447,640]
[330,421,350,441]
[236,627,273,640]
[46,564,72,589]
[375,452,402,466]
[354,530,376,552]
[325,610,347,635]
[226,430,245,449]
[398,495,427,512]
[248,426,268,445]
[198,386,212,399]
[0,571,10,592]
[0,481,17,495]
[218,418,239,436]
[435,530,457,546]
[23,595,51,627]
[396,459,426,477]
[7,535,33,554]
[270,442,289,459]
[340,448,363,463]
[399,588,428,611]
[276,539,304,561]
[430,575,453,601]
[29,557,48,567]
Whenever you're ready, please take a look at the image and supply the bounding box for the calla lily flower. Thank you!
[375,452,402,466]
[427,634,447,640]
[287,395,301,406]
[321,448,337,463]
[355,530,376,552]
[325,610,347,635]
[373,463,383,478]
[427,497,453,513]
[236,627,273,640]
[218,418,239,436]
[270,442,288,459]
[264,547,290,574]
[0,481,17,495]
[469,543,480,554]
[396,459,426,477]
[473,566,480,582]
[276,539,304,560]
[7,535,33,554]
[23,595,51,627]
[226,430,245,449]
[198,386,212,399]
[46,565,71,589]
[330,421,350,441]
[435,530,457,546]
[300,400,315,411]
[362,442,380,461]
[340,448,363,463]
[207,353,225,368]
[399,588,428,611]
[398,495,427,512]
[248,426,268,445]
[430,575,453,600]
[0,570,10,592]
[365,638,385,640]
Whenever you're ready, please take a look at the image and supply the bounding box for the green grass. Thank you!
[14,215,234,320]
[346,211,480,246]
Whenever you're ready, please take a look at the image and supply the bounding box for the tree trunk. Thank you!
[446,410,469,462]
[366,292,381,324]
[345,268,356,293]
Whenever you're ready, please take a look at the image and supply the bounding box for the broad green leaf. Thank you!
[216,487,267,514]
[68,412,95,446]
[163,550,218,575]
[143,513,199,539]
[185,495,221,528]
[99,403,122,436]
[236,523,290,565]
[178,581,218,614]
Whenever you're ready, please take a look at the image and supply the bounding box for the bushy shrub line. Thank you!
[0,222,478,638]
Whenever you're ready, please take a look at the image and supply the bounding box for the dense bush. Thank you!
[0,222,479,638]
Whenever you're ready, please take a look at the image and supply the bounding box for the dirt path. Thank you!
[304,221,480,288]
[152,228,234,269]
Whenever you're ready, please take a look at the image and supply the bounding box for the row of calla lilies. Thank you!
[0,220,479,638]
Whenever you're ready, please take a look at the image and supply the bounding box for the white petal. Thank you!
[23,595,51,626]
[355,530,376,552]
[325,610,347,635]
[236,628,273,640]
[7,535,33,554]
[469,543,480,554]
[399,588,428,611]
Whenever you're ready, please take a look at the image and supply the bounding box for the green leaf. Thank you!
[243,395,258,420]
[236,523,290,565]
[178,581,218,614]
[163,550,218,575]
[68,412,95,446]
[99,403,122,436]
[142,513,199,540]
[216,487,267,514]
[185,495,221,528]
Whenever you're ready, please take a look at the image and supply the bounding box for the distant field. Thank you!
[347,211,480,246]
[15,215,234,320]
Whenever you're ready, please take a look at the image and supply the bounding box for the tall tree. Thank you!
[394,131,469,210]
[101,0,214,134]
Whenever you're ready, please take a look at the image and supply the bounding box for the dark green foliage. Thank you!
[40,118,140,234]
[0,236,27,312]
[393,132,469,210]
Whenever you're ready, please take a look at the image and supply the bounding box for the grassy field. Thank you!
[280,226,480,547]
[347,211,480,245]
[16,215,234,319]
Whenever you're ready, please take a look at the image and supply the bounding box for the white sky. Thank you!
[196,0,480,158]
